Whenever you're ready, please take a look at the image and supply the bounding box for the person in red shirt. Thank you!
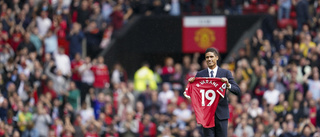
[161,57,175,82]
[90,56,110,94]
[138,114,156,137]
[110,4,124,31]
[309,99,317,126]
[9,25,24,52]
[0,23,9,45]
[43,79,57,99]
[84,123,99,137]
[71,53,84,88]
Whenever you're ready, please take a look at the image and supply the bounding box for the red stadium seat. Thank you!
[257,4,269,13]
[291,19,298,29]
[243,5,257,14]
[277,19,298,29]
[278,19,292,29]
[251,0,258,5]
[290,11,296,19]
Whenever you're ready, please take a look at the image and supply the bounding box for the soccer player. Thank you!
[188,48,240,137]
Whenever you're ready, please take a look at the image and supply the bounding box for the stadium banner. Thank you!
[182,16,227,53]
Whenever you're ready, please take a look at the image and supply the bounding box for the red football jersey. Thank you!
[71,59,83,81]
[90,64,110,88]
[184,77,227,128]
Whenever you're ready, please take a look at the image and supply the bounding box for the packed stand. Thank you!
[224,3,320,136]
[1,1,320,137]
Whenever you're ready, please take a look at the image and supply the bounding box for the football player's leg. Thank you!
[214,119,228,137]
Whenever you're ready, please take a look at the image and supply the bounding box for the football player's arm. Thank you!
[226,70,241,95]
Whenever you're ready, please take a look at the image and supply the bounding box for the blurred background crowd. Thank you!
[0,0,320,137]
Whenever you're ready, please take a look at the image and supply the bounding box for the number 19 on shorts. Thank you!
[200,89,216,106]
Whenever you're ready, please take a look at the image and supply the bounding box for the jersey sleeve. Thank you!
[184,83,191,99]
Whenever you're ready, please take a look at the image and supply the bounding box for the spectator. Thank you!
[261,7,277,42]
[169,0,180,16]
[33,103,52,137]
[90,89,105,120]
[285,81,299,110]
[64,81,80,110]
[254,77,268,102]
[54,47,71,76]
[0,44,14,64]
[158,82,174,113]
[16,73,29,102]
[161,57,175,83]
[17,32,36,54]
[118,92,135,121]
[44,30,58,54]
[173,101,192,126]
[303,69,320,101]
[84,21,103,59]
[278,0,291,20]
[234,114,254,137]
[118,111,139,137]
[29,28,42,55]
[281,120,298,136]
[71,53,83,88]
[263,82,281,105]
[90,56,110,94]
[36,11,52,38]
[22,122,39,137]
[45,61,68,97]
[75,0,90,29]
[68,22,84,59]
[17,105,33,132]
[9,24,25,52]
[300,34,316,58]
[170,63,184,91]
[79,102,94,125]
[110,4,124,32]
[247,98,263,118]
[296,0,310,33]
[138,114,156,137]
[101,0,114,22]
[268,121,283,136]
[147,0,165,16]
[90,3,104,29]
[111,63,128,85]
[78,56,94,104]
[225,0,242,15]
[134,62,157,92]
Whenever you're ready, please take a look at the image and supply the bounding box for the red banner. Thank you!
[182,16,227,53]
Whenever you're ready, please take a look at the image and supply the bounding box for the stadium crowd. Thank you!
[0,0,320,137]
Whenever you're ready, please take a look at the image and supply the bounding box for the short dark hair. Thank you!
[205,48,219,57]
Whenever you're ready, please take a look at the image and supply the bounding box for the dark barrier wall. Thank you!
[104,15,262,79]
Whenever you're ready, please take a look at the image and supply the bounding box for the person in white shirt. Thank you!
[78,56,94,104]
[268,121,283,136]
[158,82,174,113]
[36,11,52,38]
[78,102,94,125]
[46,61,69,96]
[173,101,192,127]
[247,98,263,118]
[54,47,71,76]
[234,114,254,137]
[263,82,280,105]
[17,73,29,102]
